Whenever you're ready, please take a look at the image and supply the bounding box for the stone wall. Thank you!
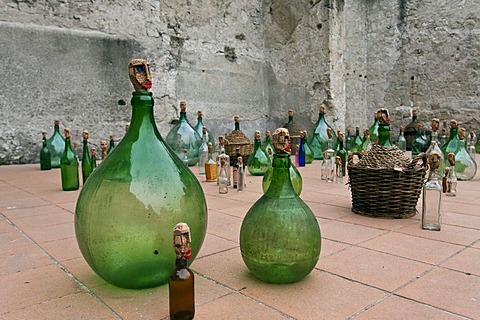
[1,0,479,164]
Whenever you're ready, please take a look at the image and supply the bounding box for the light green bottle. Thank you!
[60,128,79,191]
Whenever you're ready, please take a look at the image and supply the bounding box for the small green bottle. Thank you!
[40,131,52,171]
[247,130,271,176]
[240,128,321,284]
[441,119,459,161]
[336,131,347,177]
[90,147,97,172]
[81,130,92,184]
[60,128,79,191]
[302,130,314,164]
[107,135,115,155]
[377,109,392,147]
[263,130,275,162]
[369,111,380,145]
[46,119,65,168]
[350,127,363,153]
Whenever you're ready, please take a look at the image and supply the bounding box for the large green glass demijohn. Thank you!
[166,101,202,166]
[240,128,321,284]
[75,59,208,289]
[309,104,337,160]
[46,119,65,168]
[247,130,271,176]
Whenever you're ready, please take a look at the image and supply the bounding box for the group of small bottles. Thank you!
[215,139,246,194]
[40,119,121,191]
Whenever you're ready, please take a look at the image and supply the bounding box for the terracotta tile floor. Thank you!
[0,162,479,319]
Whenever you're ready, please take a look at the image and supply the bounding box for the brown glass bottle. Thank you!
[169,223,195,320]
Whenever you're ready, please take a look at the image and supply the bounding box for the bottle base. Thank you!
[422,224,441,231]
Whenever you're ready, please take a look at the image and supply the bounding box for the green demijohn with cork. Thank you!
[240,128,321,284]
[74,59,208,289]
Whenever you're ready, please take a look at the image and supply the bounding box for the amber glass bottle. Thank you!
[169,223,195,320]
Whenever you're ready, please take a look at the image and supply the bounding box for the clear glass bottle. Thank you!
[445,153,458,196]
[426,140,445,176]
[309,104,337,160]
[60,128,79,191]
[75,59,207,289]
[240,128,321,284]
[218,155,229,194]
[40,131,52,171]
[323,128,335,182]
[232,147,241,188]
[467,129,476,160]
[197,127,209,175]
[166,101,202,166]
[396,126,407,152]
[216,139,231,186]
[46,119,65,168]
[81,130,92,184]
[404,109,418,151]
[422,152,442,231]
[454,128,477,181]
[169,223,194,320]
[247,130,271,176]
[334,156,343,185]
[237,156,245,192]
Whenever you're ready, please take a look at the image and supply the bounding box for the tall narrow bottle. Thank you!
[169,223,195,320]
[368,111,380,145]
[240,128,321,284]
[350,127,363,153]
[237,156,245,192]
[445,153,458,196]
[90,147,97,172]
[263,130,275,162]
[298,132,306,167]
[396,126,407,152]
[422,152,442,231]
[247,130,271,176]
[194,111,214,146]
[467,130,476,159]
[218,155,229,194]
[40,131,52,171]
[107,135,115,155]
[81,130,92,184]
[335,156,343,185]
[166,102,202,166]
[377,109,392,147]
[303,130,314,164]
[60,128,79,191]
[216,139,231,186]
[309,104,337,160]
[75,59,207,289]
[336,131,347,177]
[100,140,108,160]
[46,119,65,168]
[197,127,209,175]
[404,109,418,151]
[323,128,336,182]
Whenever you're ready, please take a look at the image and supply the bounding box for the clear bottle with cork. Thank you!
[169,223,195,320]
[396,126,407,152]
[60,128,79,191]
[445,153,457,196]
[204,142,217,182]
[422,151,442,231]
[197,126,209,175]
[334,156,343,185]
[323,128,335,182]
[216,137,230,186]
[237,156,245,192]
[40,131,52,171]
[218,154,229,194]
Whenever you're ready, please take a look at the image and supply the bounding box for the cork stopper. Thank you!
[447,152,456,166]
[428,151,441,171]
[64,128,71,139]
[265,130,271,138]
[272,128,290,154]
[109,135,114,142]
[128,58,152,91]
[288,109,294,116]
[412,109,418,117]
[327,128,333,139]
[82,130,89,141]
[173,223,191,260]
[54,119,60,126]
[234,115,240,123]
[400,125,405,133]
[450,119,458,129]
[207,142,213,153]
[319,104,326,113]
[125,122,130,132]
[335,156,342,166]
[238,156,243,165]
[180,101,187,113]
[355,126,360,132]
[377,108,390,124]
[338,131,345,141]
[197,111,203,118]
[254,130,261,140]
[90,147,97,157]
[202,126,207,135]
[42,131,47,140]
[458,127,466,140]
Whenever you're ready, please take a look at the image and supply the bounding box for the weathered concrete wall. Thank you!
[1,0,480,164]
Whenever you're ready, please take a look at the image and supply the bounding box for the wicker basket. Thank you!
[347,145,427,218]
[224,130,253,161]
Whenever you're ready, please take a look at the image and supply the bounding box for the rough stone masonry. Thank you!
[0,0,479,164]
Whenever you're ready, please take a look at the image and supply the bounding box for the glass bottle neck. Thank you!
[254,138,262,149]
[175,258,188,268]
[378,124,391,146]
[235,122,240,131]
[127,91,158,140]
[449,128,458,139]
[265,154,296,198]
[179,111,187,122]
[288,116,293,124]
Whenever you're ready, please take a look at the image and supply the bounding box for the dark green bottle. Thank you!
[336,131,347,176]
[369,111,380,145]
[378,123,392,147]
[75,59,207,289]
[46,119,65,168]
[81,130,92,184]
[60,128,79,191]
[90,147,97,172]
[240,130,321,283]
[350,127,363,153]
[107,135,115,155]
[40,131,51,171]
[247,130,271,176]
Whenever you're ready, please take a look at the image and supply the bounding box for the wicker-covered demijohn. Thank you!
[347,145,427,218]
[224,115,253,161]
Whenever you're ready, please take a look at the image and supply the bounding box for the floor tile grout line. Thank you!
[192,270,296,320]
[2,215,123,320]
